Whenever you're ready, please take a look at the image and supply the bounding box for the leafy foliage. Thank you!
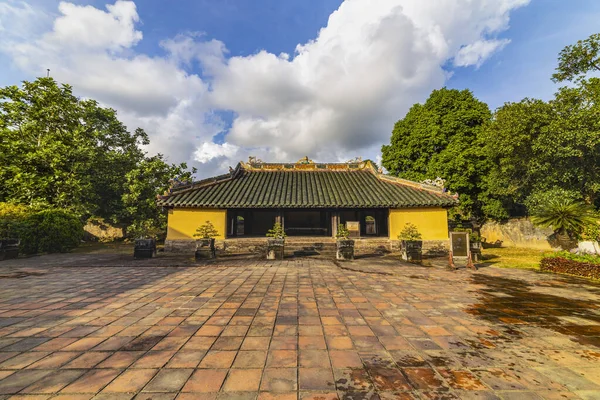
[0,203,30,238]
[552,33,600,82]
[194,221,220,239]
[524,188,583,216]
[381,88,491,220]
[266,222,286,239]
[531,199,597,239]
[19,209,83,254]
[0,78,195,241]
[398,223,422,241]
[336,223,350,239]
[581,221,600,242]
[545,251,600,265]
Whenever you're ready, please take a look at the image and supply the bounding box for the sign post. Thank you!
[346,221,360,238]
[448,232,476,270]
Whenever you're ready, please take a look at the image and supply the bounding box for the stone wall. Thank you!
[480,218,556,250]
[83,218,124,242]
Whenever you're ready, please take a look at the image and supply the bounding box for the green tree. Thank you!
[481,98,554,219]
[381,88,491,220]
[552,33,600,82]
[0,78,147,218]
[0,77,196,238]
[122,155,195,238]
[483,79,600,217]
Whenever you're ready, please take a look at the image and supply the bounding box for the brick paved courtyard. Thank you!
[0,256,599,400]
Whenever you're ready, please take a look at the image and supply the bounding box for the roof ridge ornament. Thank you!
[297,156,314,164]
[346,157,363,164]
[248,156,264,165]
[421,177,446,189]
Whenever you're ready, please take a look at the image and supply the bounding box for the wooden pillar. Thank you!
[331,211,339,238]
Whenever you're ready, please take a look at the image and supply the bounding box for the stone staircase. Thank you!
[284,239,337,258]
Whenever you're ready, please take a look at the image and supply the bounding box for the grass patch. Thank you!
[481,247,552,270]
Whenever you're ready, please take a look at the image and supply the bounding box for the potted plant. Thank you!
[398,223,423,262]
[194,221,219,259]
[469,232,483,262]
[336,223,355,260]
[266,222,286,260]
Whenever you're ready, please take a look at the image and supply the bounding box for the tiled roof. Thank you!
[157,160,458,209]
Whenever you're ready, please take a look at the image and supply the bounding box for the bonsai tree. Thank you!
[266,222,286,239]
[266,222,285,260]
[398,223,422,241]
[336,223,350,239]
[194,221,220,239]
[531,199,597,248]
[335,223,354,260]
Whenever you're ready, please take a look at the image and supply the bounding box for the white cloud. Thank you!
[202,0,529,165]
[0,0,224,174]
[194,142,239,163]
[454,39,510,68]
[0,0,529,178]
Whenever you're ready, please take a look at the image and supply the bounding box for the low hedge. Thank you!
[0,203,83,255]
[540,252,600,279]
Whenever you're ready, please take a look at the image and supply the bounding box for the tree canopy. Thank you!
[552,33,600,82]
[381,88,491,220]
[383,32,600,222]
[0,77,194,237]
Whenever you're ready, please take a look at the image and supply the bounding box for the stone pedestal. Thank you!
[401,240,422,262]
[195,239,216,259]
[267,239,285,260]
[336,239,355,261]
[134,239,156,259]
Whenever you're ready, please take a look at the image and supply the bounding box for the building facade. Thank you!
[158,158,458,248]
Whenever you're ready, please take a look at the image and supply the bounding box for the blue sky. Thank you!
[0,0,599,176]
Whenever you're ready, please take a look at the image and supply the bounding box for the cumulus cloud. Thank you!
[206,0,530,164]
[0,0,529,177]
[0,0,223,172]
[454,39,510,68]
[194,142,239,163]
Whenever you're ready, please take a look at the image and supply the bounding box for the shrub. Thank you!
[531,199,597,243]
[336,223,350,239]
[398,223,422,241]
[266,222,286,239]
[0,203,30,238]
[194,221,220,239]
[540,253,600,280]
[19,210,83,254]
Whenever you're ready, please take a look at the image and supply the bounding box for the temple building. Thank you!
[158,157,458,249]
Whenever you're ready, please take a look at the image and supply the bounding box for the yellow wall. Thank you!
[389,208,449,240]
[166,208,227,240]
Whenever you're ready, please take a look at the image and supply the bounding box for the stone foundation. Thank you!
[165,238,449,258]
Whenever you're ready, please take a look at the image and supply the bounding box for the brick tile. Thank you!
[267,350,297,368]
[181,369,227,393]
[299,368,335,391]
[223,369,262,392]
[102,369,157,393]
[232,351,267,369]
[61,369,121,393]
[142,369,193,393]
[198,351,236,368]
[260,369,297,392]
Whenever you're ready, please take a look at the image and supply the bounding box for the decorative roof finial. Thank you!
[296,156,314,164]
